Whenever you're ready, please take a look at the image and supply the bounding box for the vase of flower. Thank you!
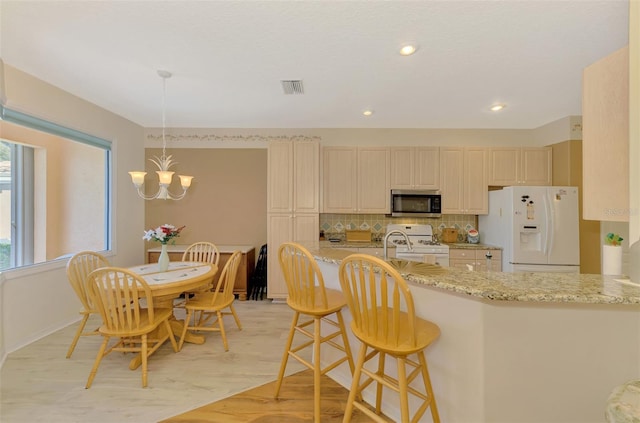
[143,224,185,272]
[158,244,170,272]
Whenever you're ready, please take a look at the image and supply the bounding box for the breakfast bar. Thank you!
[304,244,640,423]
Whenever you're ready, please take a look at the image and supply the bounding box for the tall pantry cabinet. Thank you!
[267,140,320,299]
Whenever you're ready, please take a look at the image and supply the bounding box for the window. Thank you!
[0,106,111,270]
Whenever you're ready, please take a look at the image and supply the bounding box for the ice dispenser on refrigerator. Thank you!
[519,225,542,252]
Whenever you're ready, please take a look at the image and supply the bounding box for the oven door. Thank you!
[395,252,449,267]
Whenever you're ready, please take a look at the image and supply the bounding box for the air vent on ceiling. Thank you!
[281,80,304,95]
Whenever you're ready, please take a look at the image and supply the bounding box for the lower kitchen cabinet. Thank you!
[267,213,319,299]
[449,248,502,271]
[147,244,255,300]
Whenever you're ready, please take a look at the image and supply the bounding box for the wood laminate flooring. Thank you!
[0,300,326,422]
[160,369,376,423]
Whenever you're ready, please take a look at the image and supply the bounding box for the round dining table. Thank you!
[126,261,218,369]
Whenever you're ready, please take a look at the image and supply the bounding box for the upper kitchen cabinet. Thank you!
[440,147,488,215]
[267,140,319,213]
[390,147,440,190]
[582,46,629,222]
[323,146,390,214]
[488,147,552,186]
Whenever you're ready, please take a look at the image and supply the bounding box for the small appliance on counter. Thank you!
[345,229,372,243]
[441,228,458,243]
[467,229,479,244]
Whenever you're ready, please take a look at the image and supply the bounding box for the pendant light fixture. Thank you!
[129,70,193,200]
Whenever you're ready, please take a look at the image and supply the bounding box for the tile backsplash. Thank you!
[320,214,478,242]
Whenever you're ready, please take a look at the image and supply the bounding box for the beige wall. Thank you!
[144,148,267,256]
[0,64,145,358]
[629,0,640,282]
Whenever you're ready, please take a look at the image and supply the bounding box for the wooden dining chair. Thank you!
[338,254,441,423]
[85,267,179,388]
[175,242,220,306]
[274,242,356,423]
[65,251,111,358]
[178,250,243,352]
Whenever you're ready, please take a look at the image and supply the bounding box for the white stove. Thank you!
[385,224,450,267]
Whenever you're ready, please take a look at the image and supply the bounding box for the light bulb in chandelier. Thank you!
[129,70,193,200]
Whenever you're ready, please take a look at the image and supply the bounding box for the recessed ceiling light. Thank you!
[399,45,418,56]
[490,104,506,112]
[363,109,374,116]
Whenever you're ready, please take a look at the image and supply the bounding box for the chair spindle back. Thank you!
[278,243,329,310]
[339,254,418,349]
[87,267,156,332]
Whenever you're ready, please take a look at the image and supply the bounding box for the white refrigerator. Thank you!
[479,186,580,273]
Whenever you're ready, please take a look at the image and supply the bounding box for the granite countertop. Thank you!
[319,240,385,248]
[319,240,502,250]
[606,380,640,422]
[303,244,640,305]
[443,243,502,250]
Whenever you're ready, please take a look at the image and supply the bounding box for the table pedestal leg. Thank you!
[128,297,206,370]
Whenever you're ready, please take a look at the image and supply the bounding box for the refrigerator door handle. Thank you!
[544,191,553,257]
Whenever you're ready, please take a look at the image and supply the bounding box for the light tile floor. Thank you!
[0,300,306,423]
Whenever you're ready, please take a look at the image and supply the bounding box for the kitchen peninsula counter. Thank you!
[318,239,503,251]
[304,245,640,305]
[304,243,640,423]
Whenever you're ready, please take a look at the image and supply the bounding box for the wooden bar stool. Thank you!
[339,254,441,423]
[274,242,356,423]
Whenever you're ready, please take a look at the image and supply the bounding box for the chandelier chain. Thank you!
[161,74,167,159]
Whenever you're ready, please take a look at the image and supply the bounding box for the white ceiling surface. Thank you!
[0,1,629,129]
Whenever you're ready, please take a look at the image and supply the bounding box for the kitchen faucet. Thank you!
[383,230,412,261]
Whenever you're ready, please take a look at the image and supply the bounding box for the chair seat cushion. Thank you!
[287,287,347,316]
[351,308,441,355]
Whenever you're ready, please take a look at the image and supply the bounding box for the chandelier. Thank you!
[129,70,193,200]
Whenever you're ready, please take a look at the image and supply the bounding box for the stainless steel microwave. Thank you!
[390,190,442,218]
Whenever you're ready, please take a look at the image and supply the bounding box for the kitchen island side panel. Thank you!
[316,259,640,422]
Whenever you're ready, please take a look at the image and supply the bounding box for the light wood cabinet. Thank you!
[267,213,319,299]
[449,248,502,271]
[267,139,320,299]
[440,147,488,215]
[147,245,255,300]
[357,147,390,213]
[267,140,319,213]
[322,146,390,213]
[582,46,629,222]
[322,147,357,213]
[488,147,552,186]
[390,147,439,190]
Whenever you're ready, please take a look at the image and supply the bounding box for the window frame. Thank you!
[0,105,113,273]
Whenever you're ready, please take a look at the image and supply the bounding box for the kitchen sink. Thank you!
[385,259,447,275]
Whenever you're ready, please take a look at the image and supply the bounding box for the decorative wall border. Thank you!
[146,134,321,143]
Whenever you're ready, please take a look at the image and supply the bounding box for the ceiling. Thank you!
[0,1,630,129]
